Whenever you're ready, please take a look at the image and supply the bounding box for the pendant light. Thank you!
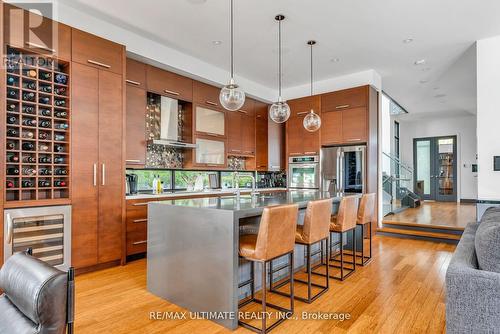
[269,14,291,124]
[303,40,321,132]
[219,0,246,111]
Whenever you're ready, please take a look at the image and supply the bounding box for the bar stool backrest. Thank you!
[303,199,333,244]
[357,193,376,225]
[255,204,299,261]
[336,196,358,231]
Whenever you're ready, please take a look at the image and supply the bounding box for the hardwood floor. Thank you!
[75,235,455,333]
[383,201,476,229]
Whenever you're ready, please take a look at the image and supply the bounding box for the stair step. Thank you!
[383,221,464,232]
[377,227,461,241]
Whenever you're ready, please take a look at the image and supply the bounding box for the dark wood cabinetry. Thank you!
[255,102,269,171]
[286,96,321,158]
[71,60,124,270]
[227,99,255,156]
[146,65,192,101]
[126,58,146,87]
[193,81,221,108]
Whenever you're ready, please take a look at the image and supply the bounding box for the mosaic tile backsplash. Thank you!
[146,144,183,169]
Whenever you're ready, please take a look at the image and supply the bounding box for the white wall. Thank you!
[477,36,500,201]
[396,115,477,200]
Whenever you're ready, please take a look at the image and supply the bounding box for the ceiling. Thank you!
[65,0,500,116]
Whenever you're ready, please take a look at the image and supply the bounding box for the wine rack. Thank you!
[4,46,70,206]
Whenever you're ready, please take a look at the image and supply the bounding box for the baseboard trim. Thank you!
[460,198,477,203]
[75,260,121,276]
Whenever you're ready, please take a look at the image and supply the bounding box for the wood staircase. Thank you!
[378,221,463,243]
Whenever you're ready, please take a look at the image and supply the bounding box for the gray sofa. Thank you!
[446,209,500,333]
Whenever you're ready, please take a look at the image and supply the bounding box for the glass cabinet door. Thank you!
[195,106,225,136]
[195,138,225,165]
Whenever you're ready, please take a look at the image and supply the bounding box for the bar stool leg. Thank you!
[340,232,344,279]
[251,261,255,300]
[352,228,356,272]
[261,261,267,333]
[306,244,312,301]
[289,252,294,312]
[325,237,330,288]
[360,224,365,266]
[269,259,273,290]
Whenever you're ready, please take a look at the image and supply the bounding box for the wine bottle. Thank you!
[39,168,52,176]
[39,120,51,128]
[7,89,18,99]
[22,92,35,101]
[54,168,68,175]
[39,109,51,117]
[23,81,36,90]
[54,134,65,141]
[38,180,51,187]
[55,123,69,130]
[7,76,17,85]
[6,142,16,150]
[7,104,17,112]
[7,115,18,124]
[22,167,36,176]
[54,99,66,107]
[21,180,34,188]
[22,119,36,127]
[6,180,15,189]
[54,180,67,187]
[7,128,18,137]
[21,142,35,151]
[54,157,64,164]
[7,167,19,175]
[54,86,67,95]
[23,69,37,78]
[39,156,51,163]
[39,132,50,140]
[54,73,68,85]
[54,144,65,152]
[39,72,52,81]
[39,85,52,93]
[54,110,68,118]
[7,155,19,163]
[39,144,50,152]
[39,96,50,104]
[22,105,35,114]
[22,131,34,139]
[23,156,36,163]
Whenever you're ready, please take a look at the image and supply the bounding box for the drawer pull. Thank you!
[126,79,141,86]
[335,104,350,109]
[297,111,309,116]
[238,110,248,114]
[164,89,180,96]
[133,219,147,223]
[126,159,143,164]
[304,151,317,154]
[132,240,147,245]
[257,165,267,168]
[205,100,218,107]
[243,151,254,154]
[346,139,361,142]
[25,41,55,53]
[290,152,302,156]
[87,59,111,69]
[133,203,149,206]
[231,149,242,153]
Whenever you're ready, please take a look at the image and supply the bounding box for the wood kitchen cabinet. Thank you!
[193,81,222,108]
[72,61,124,270]
[255,102,269,171]
[3,3,71,60]
[286,96,321,158]
[146,65,192,101]
[227,99,255,156]
[126,58,146,87]
[126,59,147,167]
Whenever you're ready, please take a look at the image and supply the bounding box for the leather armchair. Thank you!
[0,251,74,334]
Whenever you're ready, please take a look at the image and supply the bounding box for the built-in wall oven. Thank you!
[288,155,320,189]
[4,205,71,270]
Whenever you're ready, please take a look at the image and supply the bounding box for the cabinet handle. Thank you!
[238,110,248,114]
[305,151,317,154]
[101,163,106,186]
[164,89,180,96]
[231,149,242,153]
[257,165,267,168]
[87,59,111,69]
[126,159,143,164]
[133,219,147,223]
[346,139,361,142]
[205,100,218,107]
[290,152,302,156]
[126,79,141,86]
[93,163,97,187]
[6,213,13,244]
[297,111,308,116]
[25,41,55,53]
[206,164,220,167]
[243,151,254,154]
[132,240,147,245]
[256,115,262,119]
[133,203,149,206]
[335,104,350,109]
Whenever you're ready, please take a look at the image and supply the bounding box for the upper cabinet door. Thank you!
[341,107,367,143]
[3,4,71,60]
[321,110,342,145]
[146,65,193,101]
[226,111,242,154]
[287,96,321,156]
[126,85,147,166]
[193,81,222,108]
[321,86,367,112]
[126,58,146,88]
[255,102,269,170]
[72,28,124,74]
[195,105,226,137]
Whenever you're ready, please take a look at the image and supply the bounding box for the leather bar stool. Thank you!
[238,204,299,334]
[269,198,332,303]
[356,193,376,266]
[328,196,358,281]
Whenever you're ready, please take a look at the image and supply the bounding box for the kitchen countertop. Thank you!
[125,187,287,200]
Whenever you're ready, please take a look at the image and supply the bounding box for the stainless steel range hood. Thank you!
[148,96,197,149]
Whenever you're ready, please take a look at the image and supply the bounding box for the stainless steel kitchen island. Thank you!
[147,190,358,330]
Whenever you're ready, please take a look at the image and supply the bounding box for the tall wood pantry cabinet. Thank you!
[71,29,125,270]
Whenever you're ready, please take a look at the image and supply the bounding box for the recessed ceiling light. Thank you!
[414,59,426,65]
[403,38,414,44]
[419,79,429,84]
[330,58,340,63]
[434,94,447,98]
[212,40,222,46]
[433,87,440,90]
[421,67,431,72]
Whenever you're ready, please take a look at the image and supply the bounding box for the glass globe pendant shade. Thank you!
[269,100,291,123]
[219,78,245,111]
[303,109,321,132]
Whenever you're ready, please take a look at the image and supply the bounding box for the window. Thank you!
[127,169,172,192]
[394,121,400,159]
[220,171,255,188]
[174,171,211,190]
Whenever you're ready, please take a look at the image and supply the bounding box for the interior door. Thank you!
[414,136,457,201]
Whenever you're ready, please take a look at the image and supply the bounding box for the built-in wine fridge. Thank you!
[3,205,71,270]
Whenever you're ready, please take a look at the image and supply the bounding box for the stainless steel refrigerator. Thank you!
[321,145,366,194]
